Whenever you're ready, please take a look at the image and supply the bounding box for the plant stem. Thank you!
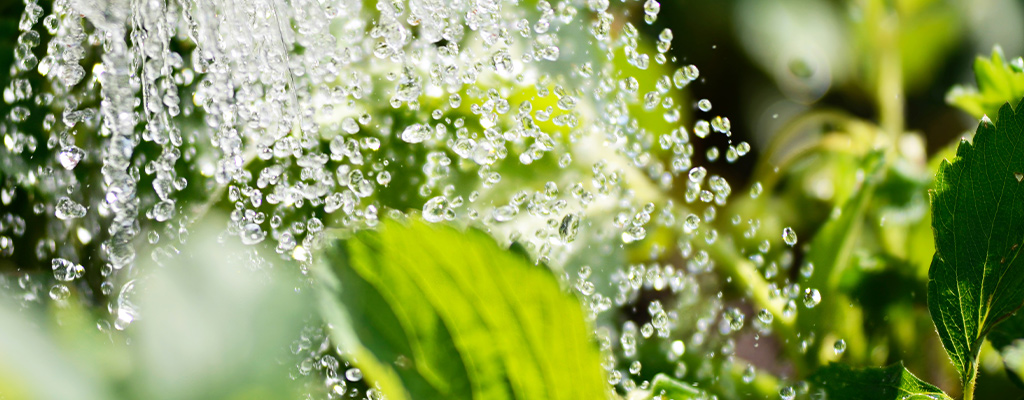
[963,367,977,400]
[876,10,904,155]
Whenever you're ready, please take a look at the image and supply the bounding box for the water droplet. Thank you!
[711,116,731,133]
[736,141,751,156]
[833,339,847,355]
[629,360,642,374]
[725,307,745,331]
[55,197,86,220]
[688,167,707,182]
[683,213,701,233]
[58,146,85,169]
[671,340,686,358]
[400,123,432,143]
[240,223,266,245]
[757,308,774,324]
[493,205,518,222]
[694,120,710,138]
[742,365,756,383]
[51,258,83,281]
[803,288,821,308]
[559,213,580,244]
[800,262,815,278]
[779,386,795,400]
[782,227,797,246]
[345,367,363,381]
[423,196,451,223]
[49,284,70,301]
[622,226,646,243]
[697,99,711,112]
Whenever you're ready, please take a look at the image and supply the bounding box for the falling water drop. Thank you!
[803,288,821,308]
[55,197,86,220]
[779,386,795,400]
[58,146,85,169]
[240,223,266,245]
[423,197,450,223]
[559,213,581,244]
[833,339,847,355]
[782,227,797,246]
[697,99,711,112]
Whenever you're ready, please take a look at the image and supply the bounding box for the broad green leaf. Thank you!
[316,218,609,400]
[947,47,1024,120]
[809,362,951,400]
[626,374,705,400]
[929,99,1024,387]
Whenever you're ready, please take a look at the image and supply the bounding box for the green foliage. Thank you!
[948,47,1024,120]
[315,218,608,400]
[626,374,705,400]
[798,151,883,364]
[0,222,312,400]
[929,99,1024,390]
[1001,338,1024,387]
[809,362,952,400]
[989,313,1024,388]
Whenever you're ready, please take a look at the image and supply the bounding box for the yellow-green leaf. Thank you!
[316,218,609,400]
[947,47,1024,120]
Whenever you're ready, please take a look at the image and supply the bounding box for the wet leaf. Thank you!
[809,362,951,400]
[316,218,608,400]
[948,47,1024,120]
[929,98,1024,387]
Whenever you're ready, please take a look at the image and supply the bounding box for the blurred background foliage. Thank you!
[2,0,1024,398]
[625,0,1024,397]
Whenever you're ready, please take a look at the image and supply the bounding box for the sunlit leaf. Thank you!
[316,218,608,400]
[929,98,1024,388]
[947,47,1024,120]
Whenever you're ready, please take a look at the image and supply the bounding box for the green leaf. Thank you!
[316,218,608,400]
[929,98,1024,388]
[809,362,952,400]
[626,374,705,400]
[947,47,1024,120]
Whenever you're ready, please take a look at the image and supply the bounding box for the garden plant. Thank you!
[1,0,1023,399]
